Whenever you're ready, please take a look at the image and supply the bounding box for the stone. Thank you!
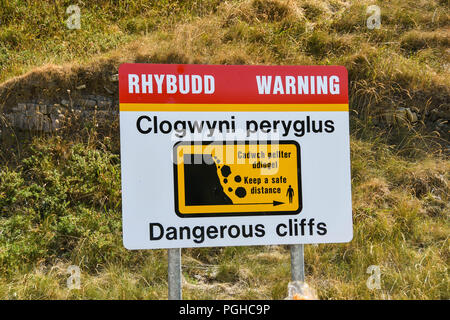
[38,104,47,114]
[14,103,27,113]
[436,119,447,127]
[393,107,417,126]
[43,118,52,132]
[52,119,60,130]
[35,114,46,131]
[430,109,439,122]
[72,107,82,115]
[7,96,128,132]
[5,114,14,125]
[14,114,22,129]
[96,111,110,119]
[104,86,114,94]
[79,99,97,107]
[372,116,379,125]
[25,104,34,116]
[50,114,64,130]
[50,106,62,117]
[405,108,418,123]
[21,115,29,129]
[384,111,395,125]
[61,99,70,107]
[97,100,112,108]
[23,115,32,130]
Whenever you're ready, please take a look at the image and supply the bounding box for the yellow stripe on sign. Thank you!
[119,103,349,112]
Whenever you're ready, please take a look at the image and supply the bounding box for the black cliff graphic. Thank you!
[183,154,233,206]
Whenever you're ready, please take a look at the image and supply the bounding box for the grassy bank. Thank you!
[0,129,448,299]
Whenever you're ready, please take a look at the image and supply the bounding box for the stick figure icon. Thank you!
[286,185,294,203]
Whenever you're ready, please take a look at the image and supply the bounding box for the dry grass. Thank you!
[1,1,448,124]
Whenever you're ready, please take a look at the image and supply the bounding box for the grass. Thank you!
[0,130,448,299]
[0,0,449,299]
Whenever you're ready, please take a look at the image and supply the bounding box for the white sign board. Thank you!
[119,64,352,249]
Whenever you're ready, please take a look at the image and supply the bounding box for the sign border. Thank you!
[173,140,303,218]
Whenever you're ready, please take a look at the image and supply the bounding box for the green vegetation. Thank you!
[0,0,449,299]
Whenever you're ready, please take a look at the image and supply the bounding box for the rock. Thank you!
[19,116,27,130]
[23,116,30,130]
[96,111,110,119]
[52,119,60,130]
[61,99,70,107]
[372,116,379,125]
[430,109,440,122]
[38,104,47,115]
[384,111,395,125]
[104,86,114,94]
[25,104,36,116]
[79,99,97,107]
[43,118,52,132]
[405,108,418,123]
[72,108,82,116]
[12,114,20,128]
[436,119,447,127]
[5,114,14,126]
[97,100,112,108]
[34,114,46,131]
[393,107,417,126]
[50,113,65,130]
[7,95,121,132]
[50,106,62,117]
[14,103,27,113]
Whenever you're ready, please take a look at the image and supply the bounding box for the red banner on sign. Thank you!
[119,64,348,105]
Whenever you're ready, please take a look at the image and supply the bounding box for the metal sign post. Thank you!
[290,244,305,282]
[168,245,303,300]
[168,248,182,300]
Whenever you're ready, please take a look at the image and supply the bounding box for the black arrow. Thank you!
[235,200,284,206]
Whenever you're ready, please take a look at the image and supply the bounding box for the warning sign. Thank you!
[173,141,301,217]
[119,63,353,249]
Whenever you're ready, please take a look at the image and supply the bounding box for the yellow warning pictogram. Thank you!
[173,141,302,217]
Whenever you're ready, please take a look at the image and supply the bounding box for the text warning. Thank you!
[119,64,353,249]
